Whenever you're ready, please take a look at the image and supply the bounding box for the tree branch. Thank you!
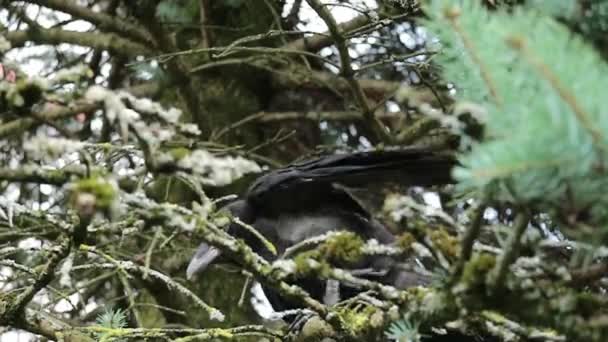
[256,110,402,122]
[5,27,150,57]
[14,0,154,45]
[0,236,72,325]
[0,165,85,185]
[305,0,392,144]
[271,68,401,102]
[0,82,159,139]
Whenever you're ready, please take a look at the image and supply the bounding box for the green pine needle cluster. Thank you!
[385,315,422,342]
[424,0,608,235]
[95,308,128,342]
[96,308,128,328]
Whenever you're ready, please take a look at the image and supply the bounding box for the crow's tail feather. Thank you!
[248,148,456,200]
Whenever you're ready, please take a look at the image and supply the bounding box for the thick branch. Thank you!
[15,0,153,45]
[5,28,150,57]
[0,165,85,185]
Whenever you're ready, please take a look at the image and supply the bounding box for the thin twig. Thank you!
[306,0,392,144]
[489,211,531,291]
[451,193,489,285]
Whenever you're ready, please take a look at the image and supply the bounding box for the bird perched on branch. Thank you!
[187,148,455,310]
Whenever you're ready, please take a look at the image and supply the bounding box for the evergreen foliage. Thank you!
[425,0,608,240]
[384,315,421,342]
[95,308,128,342]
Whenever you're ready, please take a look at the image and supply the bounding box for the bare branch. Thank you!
[14,0,154,45]
[305,0,392,144]
[5,28,150,56]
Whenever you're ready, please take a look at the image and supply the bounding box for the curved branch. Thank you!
[5,28,150,57]
[14,0,154,46]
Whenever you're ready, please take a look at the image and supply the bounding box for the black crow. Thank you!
[187,148,455,309]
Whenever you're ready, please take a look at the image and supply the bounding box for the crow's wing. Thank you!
[245,148,455,213]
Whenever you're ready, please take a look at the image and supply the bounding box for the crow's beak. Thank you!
[186,243,222,280]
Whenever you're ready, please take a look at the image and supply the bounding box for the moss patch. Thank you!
[430,229,460,260]
[461,253,496,290]
[293,232,365,276]
[70,177,117,210]
[396,232,415,251]
[319,231,364,264]
[336,304,383,337]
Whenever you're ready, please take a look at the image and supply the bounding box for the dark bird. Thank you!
[187,148,456,309]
